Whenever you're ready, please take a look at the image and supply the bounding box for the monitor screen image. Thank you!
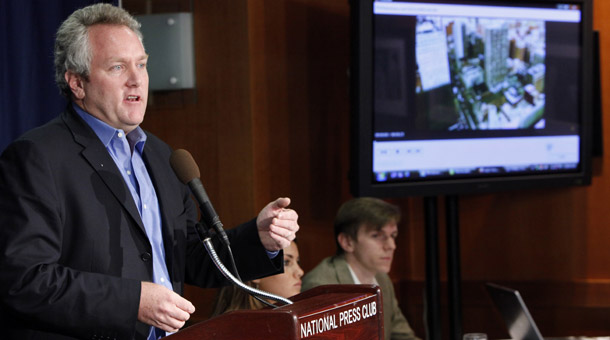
[350,0,593,197]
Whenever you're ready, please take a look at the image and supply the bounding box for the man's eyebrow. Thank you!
[107,54,149,63]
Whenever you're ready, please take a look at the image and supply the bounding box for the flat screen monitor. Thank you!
[350,0,593,197]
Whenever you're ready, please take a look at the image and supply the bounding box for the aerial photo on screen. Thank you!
[415,16,546,131]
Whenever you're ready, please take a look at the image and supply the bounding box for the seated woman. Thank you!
[210,240,303,316]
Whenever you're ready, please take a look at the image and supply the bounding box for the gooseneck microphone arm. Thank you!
[170,149,293,307]
[195,223,293,306]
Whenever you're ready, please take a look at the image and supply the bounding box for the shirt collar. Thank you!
[346,262,379,286]
[73,102,147,152]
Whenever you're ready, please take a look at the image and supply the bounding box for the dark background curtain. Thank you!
[0,0,117,153]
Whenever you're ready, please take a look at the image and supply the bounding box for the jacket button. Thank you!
[141,252,152,262]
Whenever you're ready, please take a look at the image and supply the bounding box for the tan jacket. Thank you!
[302,255,420,340]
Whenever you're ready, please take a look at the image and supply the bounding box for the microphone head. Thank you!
[170,149,201,184]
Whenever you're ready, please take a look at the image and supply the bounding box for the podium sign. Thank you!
[167,284,384,340]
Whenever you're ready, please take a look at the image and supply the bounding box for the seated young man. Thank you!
[301,197,420,340]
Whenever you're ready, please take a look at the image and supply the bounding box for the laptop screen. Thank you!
[485,283,544,340]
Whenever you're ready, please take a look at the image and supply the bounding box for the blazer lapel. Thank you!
[333,255,356,284]
[62,107,147,237]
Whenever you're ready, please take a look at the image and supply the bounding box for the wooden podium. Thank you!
[166,284,384,339]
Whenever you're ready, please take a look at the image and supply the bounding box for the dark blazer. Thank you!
[0,106,281,340]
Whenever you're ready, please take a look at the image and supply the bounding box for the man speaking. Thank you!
[0,3,299,339]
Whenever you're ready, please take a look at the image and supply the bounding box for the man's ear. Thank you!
[65,71,85,99]
[337,233,355,253]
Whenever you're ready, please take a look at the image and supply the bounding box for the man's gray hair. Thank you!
[54,3,143,98]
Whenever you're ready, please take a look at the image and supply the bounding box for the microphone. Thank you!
[170,149,230,246]
[170,149,293,307]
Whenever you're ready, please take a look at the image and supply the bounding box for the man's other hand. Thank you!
[138,282,195,333]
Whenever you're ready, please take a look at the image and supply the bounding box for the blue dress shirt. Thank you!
[74,104,170,339]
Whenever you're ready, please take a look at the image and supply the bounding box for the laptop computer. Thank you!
[485,283,545,340]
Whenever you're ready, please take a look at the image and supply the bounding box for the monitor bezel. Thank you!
[349,0,593,198]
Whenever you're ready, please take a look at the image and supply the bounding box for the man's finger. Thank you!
[168,306,191,323]
[270,223,297,240]
[272,216,299,232]
[272,197,291,210]
[156,308,188,333]
[173,296,196,314]
[277,208,298,221]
